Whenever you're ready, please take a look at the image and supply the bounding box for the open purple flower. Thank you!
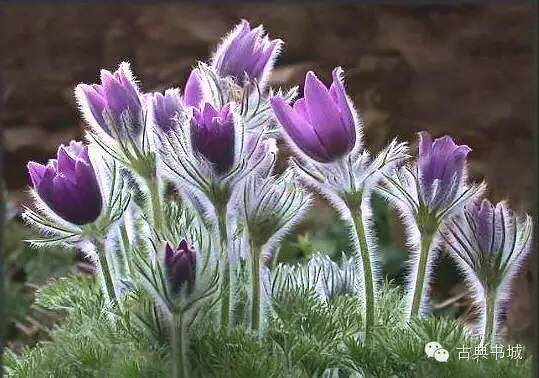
[27,141,102,225]
[76,62,142,136]
[183,68,204,108]
[150,89,183,133]
[270,67,356,163]
[190,103,235,175]
[418,131,471,208]
[212,19,282,86]
[165,240,196,293]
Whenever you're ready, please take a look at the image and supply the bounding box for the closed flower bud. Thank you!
[212,19,282,86]
[190,103,235,175]
[443,199,533,342]
[271,67,356,163]
[444,199,533,290]
[27,141,102,225]
[76,62,142,136]
[418,131,471,209]
[150,89,183,133]
[164,240,196,294]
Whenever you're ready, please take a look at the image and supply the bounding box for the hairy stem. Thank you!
[217,207,231,328]
[409,231,434,318]
[250,238,262,334]
[351,209,375,340]
[171,313,189,378]
[482,289,497,345]
[93,238,119,310]
[145,175,165,236]
[119,223,133,277]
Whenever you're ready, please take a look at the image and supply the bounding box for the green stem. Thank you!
[217,207,231,328]
[94,238,119,310]
[171,313,189,378]
[482,290,497,345]
[409,232,434,318]
[250,238,262,334]
[145,175,164,236]
[351,209,375,340]
[119,223,133,277]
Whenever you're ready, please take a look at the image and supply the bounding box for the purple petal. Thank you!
[183,69,204,108]
[56,146,77,178]
[79,84,108,132]
[304,71,352,159]
[27,162,47,189]
[101,70,131,113]
[329,67,356,142]
[271,97,330,162]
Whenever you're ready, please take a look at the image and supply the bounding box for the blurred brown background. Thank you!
[1,4,535,341]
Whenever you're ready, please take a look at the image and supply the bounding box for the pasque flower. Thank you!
[76,62,143,137]
[271,67,407,340]
[443,199,533,343]
[418,131,471,210]
[165,240,197,294]
[271,67,356,163]
[190,103,235,175]
[27,141,102,225]
[379,131,484,319]
[212,19,283,86]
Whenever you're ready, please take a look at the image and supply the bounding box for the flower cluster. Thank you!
[22,18,532,376]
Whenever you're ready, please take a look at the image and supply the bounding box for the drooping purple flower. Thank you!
[76,62,142,136]
[27,141,102,225]
[183,68,204,108]
[212,19,283,85]
[150,89,183,133]
[190,103,235,175]
[417,131,471,207]
[270,67,356,163]
[164,240,196,293]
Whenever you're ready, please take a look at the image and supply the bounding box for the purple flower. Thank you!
[212,19,283,85]
[443,199,533,343]
[418,131,471,206]
[150,89,183,133]
[76,62,142,136]
[183,69,204,108]
[270,67,356,163]
[27,141,102,225]
[190,103,235,175]
[444,198,533,291]
[165,240,196,293]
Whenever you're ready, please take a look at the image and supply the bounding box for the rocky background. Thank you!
[2,4,535,344]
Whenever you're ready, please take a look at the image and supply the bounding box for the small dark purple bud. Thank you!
[190,102,235,175]
[183,69,204,108]
[271,67,356,163]
[418,131,471,202]
[212,19,283,85]
[150,89,183,133]
[76,62,142,136]
[164,240,196,293]
[27,141,103,225]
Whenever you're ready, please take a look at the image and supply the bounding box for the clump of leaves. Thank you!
[5,274,531,377]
